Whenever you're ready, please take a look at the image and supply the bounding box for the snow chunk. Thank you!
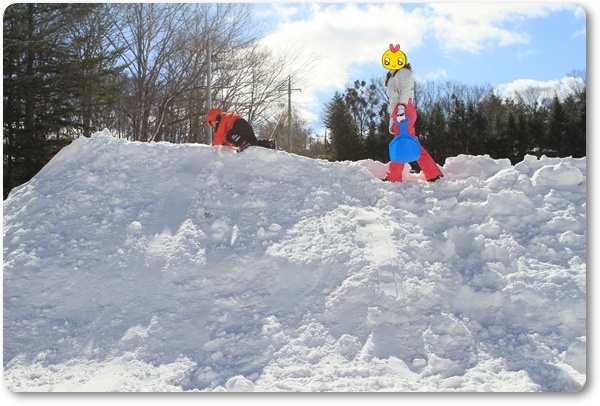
[90,128,113,139]
[225,375,255,392]
[564,337,586,374]
[532,162,584,188]
[268,223,282,232]
[444,154,512,181]
[127,221,143,232]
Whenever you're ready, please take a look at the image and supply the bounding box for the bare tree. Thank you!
[257,106,312,153]
[103,3,315,145]
[514,86,545,114]
[211,42,313,125]
[414,79,492,121]
[105,3,187,140]
[104,3,257,142]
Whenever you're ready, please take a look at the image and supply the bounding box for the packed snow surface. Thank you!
[3,130,586,392]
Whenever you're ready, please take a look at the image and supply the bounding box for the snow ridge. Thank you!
[3,129,586,391]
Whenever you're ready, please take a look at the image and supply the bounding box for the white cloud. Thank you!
[573,26,586,38]
[259,2,579,92]
[256,2,582,133]
[494,76,585,103]
[259,3,428,93]
[424,3,578,54]
[516,48,538,60]
[258,3,428,130]
[420,69,449,82]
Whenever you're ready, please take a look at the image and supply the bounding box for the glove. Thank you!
[395,103,406,122]
[389,115,396,135]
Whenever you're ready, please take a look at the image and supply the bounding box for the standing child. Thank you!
[382,44,443,182]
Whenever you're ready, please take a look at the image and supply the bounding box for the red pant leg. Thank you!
[386,161,405,181]
[387,148,441,181]
[405,101,442,181]
[417,147,442,180]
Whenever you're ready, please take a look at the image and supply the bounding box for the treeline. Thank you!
[3,3,310,198]
[323,75,586,167]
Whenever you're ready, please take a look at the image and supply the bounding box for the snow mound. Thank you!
[3,130,586,392]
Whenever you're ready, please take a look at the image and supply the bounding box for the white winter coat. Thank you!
[385,67,415,114]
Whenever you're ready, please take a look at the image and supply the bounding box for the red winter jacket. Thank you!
[212,112,241,147]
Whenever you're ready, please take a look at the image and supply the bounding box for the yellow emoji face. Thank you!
[382,44,407,70]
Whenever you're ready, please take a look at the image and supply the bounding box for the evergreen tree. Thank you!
[486,114,504,159]
[67,7,125,137]
[344,79,389,161]
[4,4,73,198]
[464,101,487,156]
[447,95,467,157]
[418,102,447,162]
[513,113,529,162]
[364,106,393,163]
[560,92,586,158]
[3,3,123,199]
[524,108,545,158]
[323,93,365,161]
[504,111,520,163]
[574,88,586,158]
[546,96,568,157]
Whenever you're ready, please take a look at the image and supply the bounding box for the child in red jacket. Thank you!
[206,108,275,150]
[206,108,257,148]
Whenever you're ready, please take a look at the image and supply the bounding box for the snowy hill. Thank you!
[3,129,586,392]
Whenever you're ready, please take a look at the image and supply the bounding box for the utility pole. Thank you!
[206,37,212,145]
[286,75,301,150]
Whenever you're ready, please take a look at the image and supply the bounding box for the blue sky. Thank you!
[252,1,587,137]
